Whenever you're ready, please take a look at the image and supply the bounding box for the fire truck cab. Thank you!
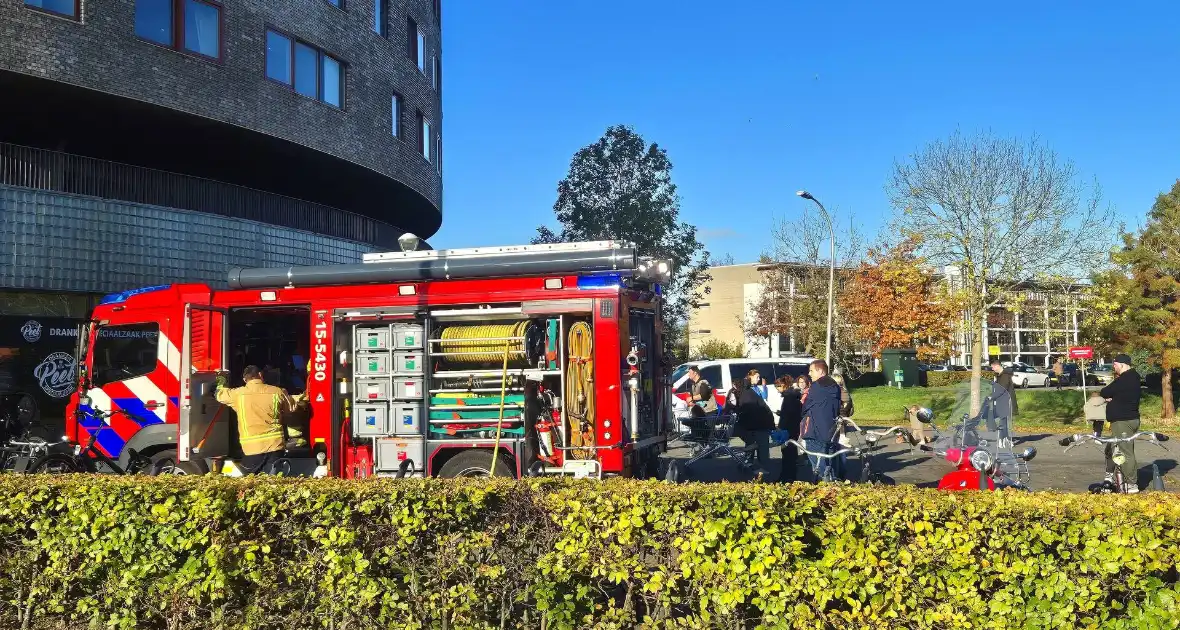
[67,241,674,479]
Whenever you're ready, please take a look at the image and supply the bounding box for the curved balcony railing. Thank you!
[0,142,400,248]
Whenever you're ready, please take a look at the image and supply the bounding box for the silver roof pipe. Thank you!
[228,245,638,289]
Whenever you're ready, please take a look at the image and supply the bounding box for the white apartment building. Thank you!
[689,263,1087,367]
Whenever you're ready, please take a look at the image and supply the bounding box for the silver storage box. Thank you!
[375,436,425,473]
[394,377,424,399]
[391,402,422,436]
[355,327,391,351]
[355,352,390,376]
[353,404,389,437]
[393,351,424,374]
[393,324,424,350]
[355,378,391,402]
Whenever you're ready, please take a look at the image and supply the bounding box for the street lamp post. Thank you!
[796,190,836,363]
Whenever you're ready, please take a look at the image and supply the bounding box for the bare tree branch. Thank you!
[888,130,1116,410]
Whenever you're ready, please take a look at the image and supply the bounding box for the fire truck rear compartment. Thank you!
[345,304,593,478]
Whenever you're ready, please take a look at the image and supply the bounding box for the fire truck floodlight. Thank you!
[544,278,563,289]
[398,233,421,252]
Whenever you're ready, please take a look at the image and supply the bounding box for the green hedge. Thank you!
[2,477,1179,629]
[925,370,977,387]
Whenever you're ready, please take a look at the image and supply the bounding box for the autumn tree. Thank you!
[841,236,962,361]
[1085,180,1180,418]
[888,131,1114,412]
[533,125,709,353]
[744,207,865,373]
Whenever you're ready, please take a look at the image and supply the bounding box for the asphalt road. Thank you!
[665,428,1178,492]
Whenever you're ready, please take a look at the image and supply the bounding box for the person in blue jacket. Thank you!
[800,359,842,482]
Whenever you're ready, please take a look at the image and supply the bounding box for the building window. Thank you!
[23,0,78,19]
[392,93,403,139]
[417,30,427,73]
[433,0,441,23]
[324,0,343,7]
[418,112,431,162]
[434,135,442,174]
[432,55,440,91]
[408,17,426,73]
[373,0,386,35]
[265,29,345,108]
[92,323,161,388]
[265,31,292,84]
[134,0,222,60]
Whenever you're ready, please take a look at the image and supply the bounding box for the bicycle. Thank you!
[0,394,68,473]
[784,424,915,484]
[1059,431,1170,494]
[28,406,156,475]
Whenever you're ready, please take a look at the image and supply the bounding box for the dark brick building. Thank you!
[0,0,444,318]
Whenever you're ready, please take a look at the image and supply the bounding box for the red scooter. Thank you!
[910,403,1037,492]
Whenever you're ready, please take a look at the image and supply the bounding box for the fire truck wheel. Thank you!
[662,459,684,483]
[638,453,660,480]
[437,449,516,479]
[149,450,207,476]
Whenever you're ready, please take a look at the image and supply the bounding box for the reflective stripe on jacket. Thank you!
[215,379,296,456]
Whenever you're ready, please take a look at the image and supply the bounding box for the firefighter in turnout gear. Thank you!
[215,365,304,474]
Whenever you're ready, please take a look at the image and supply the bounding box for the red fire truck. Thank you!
[62,241,674,479]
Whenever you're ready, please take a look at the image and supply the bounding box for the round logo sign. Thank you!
[20,320,42,343]
[34,352,76,399]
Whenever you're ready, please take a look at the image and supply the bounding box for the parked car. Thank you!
[1002,361,1043,374]
[1009,364,1050,388]
[920,363,967,372]
[1048,362,1102,387]
[671,356,817,417]
[1089,364,1116,386]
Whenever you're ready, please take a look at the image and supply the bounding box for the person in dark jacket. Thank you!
[801,359,842,482]
[989,359,1019,416]
[1099,353,1142,493]
[724,375,775,474]
[774,374,807,483]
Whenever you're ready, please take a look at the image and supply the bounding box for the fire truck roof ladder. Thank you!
[227,241,640,290]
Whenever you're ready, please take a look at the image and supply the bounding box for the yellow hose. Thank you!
[565,321,595,459]
[439,322,530,364]
[488,341,511,477]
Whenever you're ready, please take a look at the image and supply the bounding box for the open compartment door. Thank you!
[179,304,228,462]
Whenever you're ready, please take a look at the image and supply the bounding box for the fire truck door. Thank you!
[179,304,228,462]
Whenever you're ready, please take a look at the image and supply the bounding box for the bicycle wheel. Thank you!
[29,453,86,474]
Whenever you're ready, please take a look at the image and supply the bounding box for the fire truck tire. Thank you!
[662,459,684,483]
[437,449,516,479]
[149,450,207,476]
[638,452,660,480]
[28,453,87,474]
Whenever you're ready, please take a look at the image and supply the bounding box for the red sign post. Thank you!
[1068,346,1093,360]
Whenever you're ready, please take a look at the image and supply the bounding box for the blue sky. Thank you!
[432,0,1180,262]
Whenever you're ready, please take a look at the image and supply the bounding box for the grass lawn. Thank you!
[847,385,1176,433]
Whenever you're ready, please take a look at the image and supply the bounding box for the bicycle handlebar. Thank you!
[785,438,861,460]
[1059,431,1169,450]
[861,425,916,445]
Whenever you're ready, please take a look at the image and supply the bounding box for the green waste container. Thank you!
[882,348,919,388]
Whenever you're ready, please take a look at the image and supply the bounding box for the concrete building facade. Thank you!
[1,0,444,317]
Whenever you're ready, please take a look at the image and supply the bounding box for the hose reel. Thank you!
[437,321,546,367]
